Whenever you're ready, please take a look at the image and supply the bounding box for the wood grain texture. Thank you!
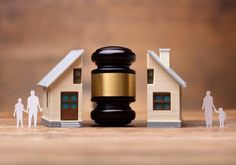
[0,109,236,165]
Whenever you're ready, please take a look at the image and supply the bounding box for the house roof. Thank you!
[147,50,187,88]
[38,49,84,88]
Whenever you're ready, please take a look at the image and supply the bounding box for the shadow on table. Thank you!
[83,120,208,128]
[182,120,206,127]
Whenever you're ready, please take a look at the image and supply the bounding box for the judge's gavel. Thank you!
[91,46,136,126]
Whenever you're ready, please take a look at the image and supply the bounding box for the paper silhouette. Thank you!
[202,91,216,128]
[27,90,42,128]
[215,108,226,127]
[13,98,27,128]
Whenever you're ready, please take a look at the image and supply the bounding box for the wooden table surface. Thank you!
[0,110,236,165]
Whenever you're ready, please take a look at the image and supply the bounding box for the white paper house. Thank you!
[147,49,186,127]
[38,49,84,127]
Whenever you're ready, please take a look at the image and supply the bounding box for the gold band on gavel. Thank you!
[92,73,135,97]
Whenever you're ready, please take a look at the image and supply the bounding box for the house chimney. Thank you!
[159,48,171,68]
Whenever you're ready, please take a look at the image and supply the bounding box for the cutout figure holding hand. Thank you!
[202,91,217,128]
[27,90,42,128]
[215,108,226,127]
[13,98,27,128]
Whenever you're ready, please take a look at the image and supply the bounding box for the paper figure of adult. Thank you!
[27,90,42,128]
[202,91,216,127]
[13,98,27,128]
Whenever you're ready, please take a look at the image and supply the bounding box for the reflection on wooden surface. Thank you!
[0,109,236,165]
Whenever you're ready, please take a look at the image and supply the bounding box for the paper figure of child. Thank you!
[13,98,27,128]
[215,108,226,127]
[27,90,42,128]
[202,91,217,128]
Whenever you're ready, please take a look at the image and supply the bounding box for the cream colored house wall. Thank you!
[42,88,50,119]
[42,57,83,121]
[147,55,181,122]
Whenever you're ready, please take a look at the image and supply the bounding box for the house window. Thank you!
[147,69,154,84]
[73,68,81,84]
[61,92,78,111]
[153,92,171,110]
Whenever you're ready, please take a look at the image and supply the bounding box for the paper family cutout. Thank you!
[202,90,226,128]
[13,90,226,128]
[13,90,42,128]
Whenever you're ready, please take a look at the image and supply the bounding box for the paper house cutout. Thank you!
[38,49,84,127]
[147,49,186,128]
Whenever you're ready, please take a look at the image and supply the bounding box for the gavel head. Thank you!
[91,46,136,126]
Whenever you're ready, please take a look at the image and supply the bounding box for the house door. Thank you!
[61,92,78,120]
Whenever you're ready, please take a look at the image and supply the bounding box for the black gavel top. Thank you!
[91,46,136,126]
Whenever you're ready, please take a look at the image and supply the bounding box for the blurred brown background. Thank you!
[0,0,236,120]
